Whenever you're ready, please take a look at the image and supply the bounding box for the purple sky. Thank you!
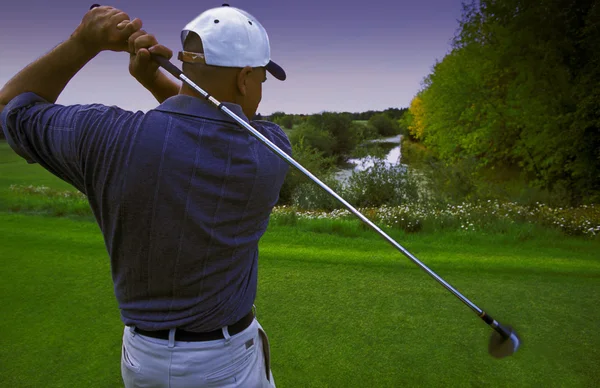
[0,0,465,115]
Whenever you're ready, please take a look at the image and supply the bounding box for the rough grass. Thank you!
[3,140,598,239]
[0,141,80,216]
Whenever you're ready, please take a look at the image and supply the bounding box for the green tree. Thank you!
[410,0,600,204]
[368,113,400,137]
[273,115,294,129]
[307,112,359,161]
[383,107,408,120]
[268,111,286,121]
[289,122,336,157]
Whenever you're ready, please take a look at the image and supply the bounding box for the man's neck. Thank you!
[177,83,256,120]
[179,84,235,104]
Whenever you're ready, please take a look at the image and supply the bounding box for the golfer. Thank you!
[0,4,290,387]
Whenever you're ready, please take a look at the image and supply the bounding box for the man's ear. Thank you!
[236,66,253,96]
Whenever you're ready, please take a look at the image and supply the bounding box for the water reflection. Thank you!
[335,135,405,183]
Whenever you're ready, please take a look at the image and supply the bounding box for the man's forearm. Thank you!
[141,71,180,103]
[0,35,98,111]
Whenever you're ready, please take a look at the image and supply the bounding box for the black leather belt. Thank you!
[133,310,255,342]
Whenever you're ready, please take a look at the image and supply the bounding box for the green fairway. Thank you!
[2,140,600,386]
[0,141,73,191]
[1,211,599,387]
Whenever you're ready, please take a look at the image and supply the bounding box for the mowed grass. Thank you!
[1,140,600,386]
[0,141,73,191]
[1,213,600,387]
[0,141,81,216]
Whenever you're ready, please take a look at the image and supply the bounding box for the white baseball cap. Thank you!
[180,4,286,80]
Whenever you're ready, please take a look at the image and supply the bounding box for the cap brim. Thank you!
[266,60,286,81]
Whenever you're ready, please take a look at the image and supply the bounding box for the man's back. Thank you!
[0,4,291,386]
[84,94,291,332]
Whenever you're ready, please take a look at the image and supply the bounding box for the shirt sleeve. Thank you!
[0,92,141,194]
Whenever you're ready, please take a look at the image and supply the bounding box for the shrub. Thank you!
[292,174,346,211]
[271,201,600,238]
[343,157,421,208]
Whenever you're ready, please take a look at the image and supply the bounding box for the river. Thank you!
[334,135,405,183]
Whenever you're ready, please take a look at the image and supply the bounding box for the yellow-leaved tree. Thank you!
[408,94,426,141]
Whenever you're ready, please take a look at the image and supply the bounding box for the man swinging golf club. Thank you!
[0,4,290,387]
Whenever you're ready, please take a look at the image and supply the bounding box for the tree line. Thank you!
[402,0,600,205]
[258,107,407,127]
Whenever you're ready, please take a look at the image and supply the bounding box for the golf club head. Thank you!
[488,324,520,358]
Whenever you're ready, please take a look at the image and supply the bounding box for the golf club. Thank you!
[90,4,521,358]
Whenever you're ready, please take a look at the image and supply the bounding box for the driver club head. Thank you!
[488,325,521,358]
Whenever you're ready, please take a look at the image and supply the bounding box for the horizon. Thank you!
[0,0,465,116]
[258,106,408,117]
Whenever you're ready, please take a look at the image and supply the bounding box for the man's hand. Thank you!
[126,29,173,87]
[71,5,142,53]
[120,28,179,103]
[0,6,138,109]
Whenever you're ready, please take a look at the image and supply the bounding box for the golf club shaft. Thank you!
[88,2,512,340]
[151,56,513,340]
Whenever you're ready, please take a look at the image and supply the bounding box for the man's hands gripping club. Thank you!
[72,5,142,54]
[119,20,180,102]
[87,4,179,102]
[126,28,174,88]
[0,5,144,111]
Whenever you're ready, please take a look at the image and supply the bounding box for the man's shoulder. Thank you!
[2,91,139,113]
[250,119,284,131]
[1,92,50,117]
[250,120,291,149]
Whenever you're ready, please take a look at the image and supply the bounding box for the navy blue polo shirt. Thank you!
[1,92,291,332]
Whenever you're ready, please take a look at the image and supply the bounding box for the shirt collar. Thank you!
[154,94,250,124]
